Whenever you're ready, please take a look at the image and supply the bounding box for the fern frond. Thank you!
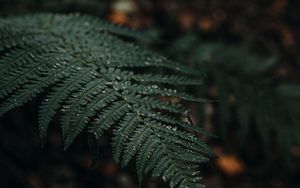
[0,60,71,115]
[89,101,130,138]
[64,89,119,148]
[133,73,202,85]
[38,68,94,139]
[135,96,186,114]
[0,14,212,188]
[0,49,64,98]
[135,84,207,102]
[60,77,108,140]
[112,112,141,163]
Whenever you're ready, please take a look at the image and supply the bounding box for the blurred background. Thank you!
[0,0,300,187]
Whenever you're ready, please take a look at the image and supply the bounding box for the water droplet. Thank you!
[166,125,172,130]
[62,105,70,109]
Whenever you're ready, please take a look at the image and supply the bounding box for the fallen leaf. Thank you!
[214,147,245,176]
[198,17,215,32]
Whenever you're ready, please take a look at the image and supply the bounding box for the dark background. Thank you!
[0,0,300,187]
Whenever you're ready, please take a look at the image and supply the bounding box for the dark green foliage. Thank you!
[0,14,213,188]
[167,34,300,158]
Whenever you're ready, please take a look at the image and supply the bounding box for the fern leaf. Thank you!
[136,135,159,182]
[0,51,64,98]
[133,73,202,85]
[89,100,130,139]
[60,77,107,140]
[134,96,186,114]
[122,124,151,166]
[64,89,119,149]
[0,14,212,188]
[38,68,93,139]
[0,63,71,116]
[112,112,141,163]
[135,84,207,102]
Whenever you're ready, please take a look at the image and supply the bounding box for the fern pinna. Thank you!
[0,14,213,187]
